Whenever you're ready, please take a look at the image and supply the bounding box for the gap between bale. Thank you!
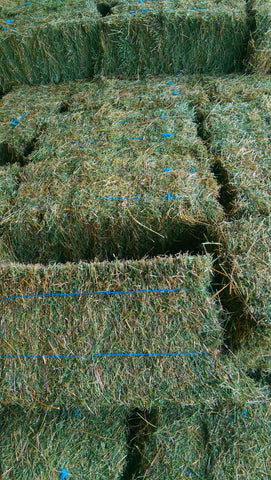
[193,104,238,218]
[193,98,260,352]
[120,408,158,480]
[0,141,25,167]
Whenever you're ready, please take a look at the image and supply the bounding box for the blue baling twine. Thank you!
[0,286,189,302]
[2,352,206,360]
[60,469,70,480]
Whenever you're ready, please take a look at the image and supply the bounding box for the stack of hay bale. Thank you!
[0,1,270,479]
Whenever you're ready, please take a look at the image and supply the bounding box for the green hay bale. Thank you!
[0,1,100,93]
[213,215,271,379]
[132,397,270,479]
[0,253,227,408]
[208,401,271,479]
[214,215,271,326]
[247,1,271,74]
[0,77,224,264]
[141,405,209,479]
[200,75,271,218]
[0,404,127,479]
[100,1,248,77]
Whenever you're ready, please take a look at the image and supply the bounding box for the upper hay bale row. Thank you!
[0,0,101,92]
[247,0,271,74]
[198,74,271,219]
[0,76,224,264]
[100,0,248,76]
[0,403,128,480]
[0,0,249,92]
[0,253,228,408]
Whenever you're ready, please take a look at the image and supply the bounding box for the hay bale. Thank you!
[0,1,249,92]
[214,216,271,327]
[132,397,270,479]
[0,253,226,408]
[0,77,224,264]
[141,405,209,479]
[0,404,127,479]
[0,1,100,93]
[213,216,271,387]
[200,74,271,218]
[100,0,248,77]
[247,0,271,74]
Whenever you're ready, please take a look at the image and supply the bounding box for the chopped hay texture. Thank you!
[207,400,271,479]
[199,74,271,219]
[0,163,20,219]
[0,253,226,408]
[0,77,224,264]
[141,405,209,479]
[247,1,271,74]
[0,404,127,479]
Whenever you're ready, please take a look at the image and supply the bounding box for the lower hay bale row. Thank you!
[1,398,269,480]
[0,253,227,408]
[0,404,127,480]
[212,215,271,395]
[142,401,271,479]
[0,77,223,264]
[0,1,249,92]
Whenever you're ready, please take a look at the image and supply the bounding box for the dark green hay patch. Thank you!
[0,403,127,480]
[1,254,226,408]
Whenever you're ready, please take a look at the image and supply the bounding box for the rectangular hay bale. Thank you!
[0,0,100,93]
[0,254,226,408]
[247,0,271,74]
[142,400,270,479]
[200,74,271,218]
[100,0,248,76]
[0,77,224,264]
